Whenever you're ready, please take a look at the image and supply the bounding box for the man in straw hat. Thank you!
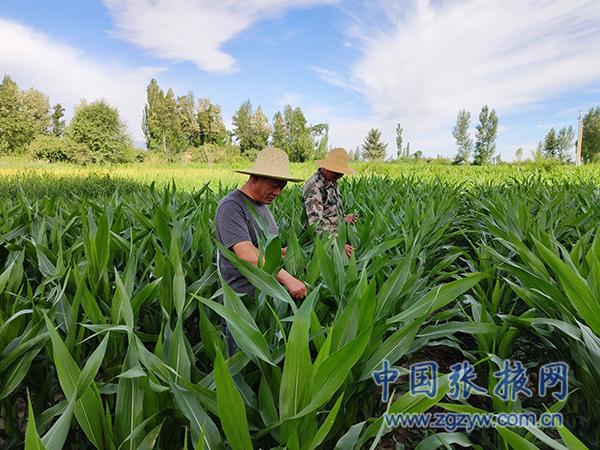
[302,147,357,257]
[215,147,307,301]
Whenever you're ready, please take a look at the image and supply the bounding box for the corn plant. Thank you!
[0,170,597,449]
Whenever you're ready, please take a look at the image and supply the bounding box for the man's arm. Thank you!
[231,241,307,299]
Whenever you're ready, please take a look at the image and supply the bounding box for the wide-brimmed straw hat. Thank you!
[316,147,356,175]
[235,147,304,182]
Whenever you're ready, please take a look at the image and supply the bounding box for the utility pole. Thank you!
[576,112,583,166]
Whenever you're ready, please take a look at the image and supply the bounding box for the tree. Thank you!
[395,123,403,159]
[349,146,361,161]
[582,107,600,163]
[232,100,253,155]
[515,147,524,161]
[176,92,199,147]
[142,79,187,160]
[282,105,315,162]
[532,142,544,162]
[51,103,66,137]
[249,107,271,155]
[197,98,228,145]
[0,75,37,154]
[66,99,132,163]
[541,127,559,160]
[142,79,161,150]
[162,88,187,155]
[271,112,286,149]
[557,126,574,162]
[311,123,328,159]
[288,106,310,161]
[20,88,50,135]
[452,110,472,164]
[473,105,498,165]
[413,149,423,160]
[538,126,573,163]
[269,104,325,161]
[361,128,387,161]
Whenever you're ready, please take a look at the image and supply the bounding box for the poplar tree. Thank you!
[473,105,498,165]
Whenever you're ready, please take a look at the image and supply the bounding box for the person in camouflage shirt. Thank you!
[302,147,357,256]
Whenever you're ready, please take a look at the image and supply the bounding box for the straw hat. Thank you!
[235,147,304,182]
[316,147,356,175]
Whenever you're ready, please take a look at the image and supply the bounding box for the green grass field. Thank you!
[1,158,599,449]
[2,157,600,194]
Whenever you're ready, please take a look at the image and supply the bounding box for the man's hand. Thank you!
[345,213,358,224]
[283,276,307,300]
[344,243,353,257]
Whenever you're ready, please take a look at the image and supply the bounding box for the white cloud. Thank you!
[320,0,600,157]
[0,18,164,143]
[312,66,356,91]
[103,0,336,73]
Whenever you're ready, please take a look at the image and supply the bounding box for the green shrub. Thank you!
[27,134,138,165]
[28,135,70,162]
[66,99,132,164]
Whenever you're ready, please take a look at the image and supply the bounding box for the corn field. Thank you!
[0,167,599,449]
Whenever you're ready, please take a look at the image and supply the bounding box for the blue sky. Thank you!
[2,0,600,160]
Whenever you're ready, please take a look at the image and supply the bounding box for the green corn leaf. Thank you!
[556,425,591,450]
[216,241,297,313]
[170,381,222,450]
[195,293,274,365]
[497,426,539,450]
[43,314,105,448]
[25,391,46,450]
[168,318,192,380]
[262,235,282,275]
[414,432,473,450]
[375,253,412,319]
[258,375,278,426]
[417,321,498,339]
[198,304,223,362]
[41,395,76,450]
[173,258,186,318]
[113,269,134,329]
[308,394,344,450]
[279,289,317,419]
[299,330,370,417]
[75,332,110,400]
[214,347,253,450]
[524,427,568,450]
[359,321,420,380]
[0,347,42,400]
[387,272,489,324]
[334,421,365,450]
[136,421,164,450]
[532,237,600,334]
[0,259,15,293]
[115,345,144,450]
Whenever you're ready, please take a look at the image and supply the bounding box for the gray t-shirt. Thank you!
[215,189,278,295]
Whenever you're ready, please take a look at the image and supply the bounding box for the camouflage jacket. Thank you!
[302,169,344,235]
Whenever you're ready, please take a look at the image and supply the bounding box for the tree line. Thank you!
[450,105,600,164]
[2,73,599,164]
[0,75,329,164]
[359,106,500,164]
[0,75,134,163]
